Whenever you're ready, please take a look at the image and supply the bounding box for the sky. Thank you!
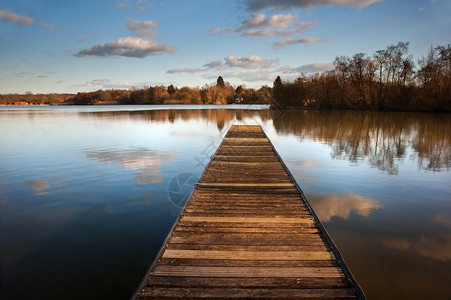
[0,0,449,94]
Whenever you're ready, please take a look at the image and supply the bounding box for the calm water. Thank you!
[1,106,450,300]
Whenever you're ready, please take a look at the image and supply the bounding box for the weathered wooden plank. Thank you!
[186,203,308,209]
[133,125,364,300]
[162,249,334,261]
[140,287,356,299]
[170,232,324,242]
[196,183,295,188]
[153,266,343,278]
[175,221,316,228]
[158,257,336,267]
[146,276,349,289]
[183,213,309,218]
[168,236,325,246]
[173,225,319,234]
[180,216,313,224]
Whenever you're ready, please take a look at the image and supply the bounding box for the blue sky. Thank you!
[0,0,449,94]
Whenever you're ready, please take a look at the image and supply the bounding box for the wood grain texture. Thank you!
[133,125,362,299]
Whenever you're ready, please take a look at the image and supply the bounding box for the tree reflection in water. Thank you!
[272,110,451,174]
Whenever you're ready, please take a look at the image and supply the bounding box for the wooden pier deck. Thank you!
[133,125,365,299]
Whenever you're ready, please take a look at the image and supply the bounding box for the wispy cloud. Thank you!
[0,9,34,26]
[208,27,222,35]
[273,36,325,49]
[127,19,158,39]
[116,0,152,12]
[242,21,319,38]
[279,62,334,74]
[77,19,175,58]
[244,0,382,11]
[168,55,279,77]
[203,59,227,71]
[225,55,279,69]
[167,68,204,74]
[86,79,158,89]
[202,70,277,83]
[39,21,58,30]
[168,55,282,85]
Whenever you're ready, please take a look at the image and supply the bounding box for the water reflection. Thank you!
[383,235,451,261]
[272,110,451,173]
[27,180,51,195]
[79,108,273,130]
[1,106,450,300]
[86,148,176,184]
[0,179,6,205]
[307,193,382,222]
[434,213,451,228]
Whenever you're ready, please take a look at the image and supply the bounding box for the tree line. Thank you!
[272,42,450,112]
[0,77,271,106]
[1,42,449,112]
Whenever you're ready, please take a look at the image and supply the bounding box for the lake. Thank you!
[1,105,450,299]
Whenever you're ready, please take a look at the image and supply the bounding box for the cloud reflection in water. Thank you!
[86,148,177,184]
[27,180,51,195]
[383,235,451,262]
[307,193,382,222]
[0,179,6,205]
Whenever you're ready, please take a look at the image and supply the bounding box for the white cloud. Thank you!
[127,19,158,39]
[241,13,298,29]
[279,62,334,74]
[0,9,34,26]
[242,21,319,37]
[244,0,382,11]
[233,13,323,49]
[167,68,204,74]
[273,36,325,49]
[203,59,224,69]
[77,19,175,58]
[77,37,175,58]
[225,55,279,69]
[167,56,278,79]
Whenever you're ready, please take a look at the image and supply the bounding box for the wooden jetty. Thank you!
[133,125,365,299]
